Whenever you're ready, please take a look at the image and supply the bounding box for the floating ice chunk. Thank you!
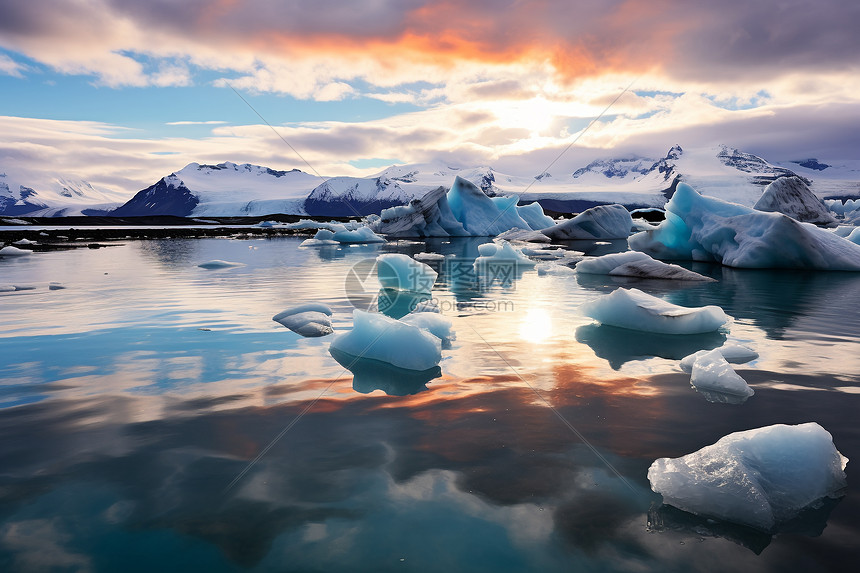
[273,303,334,337]
[754,176,836,226]
[516,201,556,230]
[413,252,446,261]
[447,177,532,235]
[680,344,759,373]
[576,251,715,281]
[12,239,36,245]
[401,312,455,347]
[329,224,386,244]
[629,183,860,270]
[197,260,244,269]
[689,349,754,401]
[329,310,441,371]
[580,288,728,334]
[49,282,66,290]
[300,229,340,246]
[377,253,437,293]
[648,422,848,531]
[542,204,633,240]
[0,246,31,257]
[473,240,536,269]
[495,227,552,243]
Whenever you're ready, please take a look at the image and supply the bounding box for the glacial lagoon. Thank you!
[1,235,859,572]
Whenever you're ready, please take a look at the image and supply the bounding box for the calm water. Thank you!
[1,236,859,572]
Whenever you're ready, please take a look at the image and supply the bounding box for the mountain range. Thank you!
[2,145,859,218]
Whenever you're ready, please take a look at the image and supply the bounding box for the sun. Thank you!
[494,97,555,134]
[518,307,554,344]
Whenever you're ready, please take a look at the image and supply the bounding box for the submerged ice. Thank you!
[580,288,728,334]
[648,423,848,531]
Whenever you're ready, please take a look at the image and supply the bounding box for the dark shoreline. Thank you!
[0,214,355,245]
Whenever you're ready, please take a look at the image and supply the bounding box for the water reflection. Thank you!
[647,496,842,556]
[693,388,753,405]
[2,236,860,571]
[376,288,432,319]
[329,347,441,395]
[575,324,726,370]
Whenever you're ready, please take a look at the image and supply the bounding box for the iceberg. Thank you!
[447,176,533,235]
[369,178,555,237]
[370,186,470,238]
[377,253,437,294]
[329,310,442,371]
[541,204,633,241]
[832,225,855,238]
[580,288,728,334]
[198,260,244,269]
[330,224,386,244]
[301,225,385,245]
[401,312,455,348]
[495,227,552,243]
[0,246,31,257]
[648,423,848,531]
[826,198,860,218]
[629,183,860,270]
[847,227,860,245]
[575,251,715,281]
[753,176,836,226]
[413,252,446,261]
[516,201,555,230]
[473,240,536,269]
[273,303,333,337]
[689,349,754,402]
[680,344,758,373]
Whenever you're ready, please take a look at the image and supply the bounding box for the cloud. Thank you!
[166,120,228,126]
[0,53,27,77]
[1,0,858,96]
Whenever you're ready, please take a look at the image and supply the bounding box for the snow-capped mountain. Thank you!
[775,158,860,199]
[111,162,320,217]
[518,144,811,209]
[304,164,500,216]
[6,146,858,219]
[0,169,126,216]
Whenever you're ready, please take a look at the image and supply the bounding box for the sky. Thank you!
[1,0,859,197]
